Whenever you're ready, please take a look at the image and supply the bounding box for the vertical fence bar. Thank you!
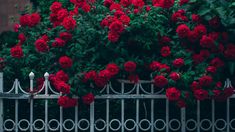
[29,72,34,132]
[151,84,154,132]
[75,105,78,132]
[227,98,230,132]
[44,72,49,132]
[15,79,19,132]
[181,108,186,132]
[121,82,124,132]
[106,84,110,132]
[197,100,200,132]
[166,99,169,132]
[212,99,215,132]
[90,102,95,132]
[60,94,63,132]
[0,72,3,132]
[136,83,140,132]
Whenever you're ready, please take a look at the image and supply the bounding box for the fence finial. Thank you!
[29,72,35,80]
[44,72,49,80]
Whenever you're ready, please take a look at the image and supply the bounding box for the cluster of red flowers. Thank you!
[20,13,41,27]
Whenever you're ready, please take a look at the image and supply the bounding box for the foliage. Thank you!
[0,0,235,108]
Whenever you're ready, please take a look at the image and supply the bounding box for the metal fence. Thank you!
[0,72,234,132]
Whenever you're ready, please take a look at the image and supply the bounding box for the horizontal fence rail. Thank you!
[0,72,234,132]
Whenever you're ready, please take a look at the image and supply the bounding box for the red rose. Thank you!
[99,69,112,80]
[210,57,224,68]
[159,64,171,72]
[190,81,201,91]
[209,17,221,28]
[128,74,139,83]
[161,46,171,57]
[52,38,66,47]
[18,33,26,43]
[56,81,70,94]
[149,61,161,71]
[177,99,186,108]
[59,56,73,68]
[199,50,210,58]
[62,17,76,30]
[194,89,208,101]
[106,63,119,77]
[187,31,198,43]
[216,81,222,88]
[192,54,204,64]
[94,76,108,88]
[56,70,69,82]
[208,32,220,41]
[166,87,181,101]
[114,11,125,18]
[50,13,58,23]
[154,75,168,87]
[120,0,132,7]
[109,20,124,33]
[224,44,235,60]
[50,2,62,13]
[179,0,189,6]
[124,61,137,72]
[213,89,222,99]
[14,23,21,32]
[170,72,180,81]
[176,24,190,38]
[20,14,30,27]
[171,12,182,22]
[10,46,23,58]
[59,32,72,42]
[108,31,120,42]
[200,35,214,48]
[173,58,184,68]
[109,3,122,11]
[104,0,114,7]
[191,14,201,23]
[119,15,130,25]
[100,18,109,28]
[58,96,77,108]
[83,70,97,82]
[132,0,145,8]
[146,5,151,12]
[193,24,207,38]
[82,3,91,13]
[57,9,69,21]
[82,93,95,105]
[159,36,171,45]
[35,38,49,52]
[49,74,60,88]
[198,76,213,86]
[223,87,235,98]
[133,9,139,14]
[206,66,217,74]
[29,13,41,27]
[154,0,175,9]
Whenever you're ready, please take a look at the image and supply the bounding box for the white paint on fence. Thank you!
[0,72,234,132]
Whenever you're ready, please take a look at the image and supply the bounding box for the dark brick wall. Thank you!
[0,0,31,32]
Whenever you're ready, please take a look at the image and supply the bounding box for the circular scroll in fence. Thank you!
[63,119,75,131]
[169,119,181,131]
[154,119,166,131]
[124,119,136,131]
[4,119,15,131]
[200,119,212,131]
[139,119,151,131]
[48,119,60,131]
[214,119,227,131]
[95,119,106,131]
[33,119,45,131]
[109,119,121,131]
[186,119,197,131]
[230,119,235,130]
[78,119,90,131]
[18,119,30,131]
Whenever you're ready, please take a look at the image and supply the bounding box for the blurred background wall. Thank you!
[0,0,31,32]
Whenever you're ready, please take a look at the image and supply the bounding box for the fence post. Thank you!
[0,72,4,132]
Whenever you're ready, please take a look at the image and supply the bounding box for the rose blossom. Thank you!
[173,58,184,68]
[161,46,171,57]
[82,93,95,105]
[198,75,213,86]
[124,61,137,72]
[34,38,49,52]
[59,56,73,68]
[194,89,208,101]
[106,63,119,77]
[62,17,76,30]
[166,87,181,101]
[56,70,69,82]
[154,75,168,87]
[10,46,23,58]
[58,96,77,108]
[52,38,66,47]
[170,72,180,81]
[176,24,190,38]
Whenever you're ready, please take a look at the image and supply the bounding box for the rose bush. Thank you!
[0,0,235,108]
